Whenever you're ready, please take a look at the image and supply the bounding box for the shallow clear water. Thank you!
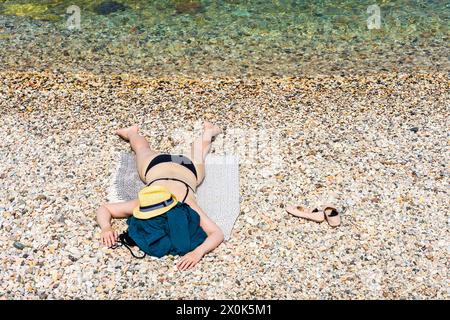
[0,0,448,76]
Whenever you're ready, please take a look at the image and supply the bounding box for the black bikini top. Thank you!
[147,178,195,203]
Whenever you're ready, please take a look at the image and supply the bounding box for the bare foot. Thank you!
[203,121,222,141]
[116,125,139,141]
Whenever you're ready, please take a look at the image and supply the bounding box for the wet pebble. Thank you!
[95,1,127,15]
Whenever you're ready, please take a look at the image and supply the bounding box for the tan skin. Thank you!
[97,122,224,271]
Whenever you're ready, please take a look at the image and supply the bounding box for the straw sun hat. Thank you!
[133,185,178,219]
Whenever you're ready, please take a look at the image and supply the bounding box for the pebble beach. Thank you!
[1,0,449,300]
[0,70,448,299]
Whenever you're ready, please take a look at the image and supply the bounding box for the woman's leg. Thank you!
[116,126,158,182]
[191,122,222,185]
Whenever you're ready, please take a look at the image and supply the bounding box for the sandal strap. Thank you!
[325,208,339,217]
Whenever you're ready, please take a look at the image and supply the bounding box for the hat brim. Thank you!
[133,197,178,219]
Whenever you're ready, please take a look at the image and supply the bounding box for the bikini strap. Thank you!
[147,178,194,203]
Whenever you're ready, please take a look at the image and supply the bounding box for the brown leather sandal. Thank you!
[320,204,340,227]
[286,205,325,223]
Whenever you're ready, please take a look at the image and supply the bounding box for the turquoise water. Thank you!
[0,0,448,76]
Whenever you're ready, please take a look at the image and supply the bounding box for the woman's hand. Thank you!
[100,227,118,248]
[177,249,204,271]
[97,200,137,248]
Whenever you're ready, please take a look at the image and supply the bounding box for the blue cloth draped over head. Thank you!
[127,202,207,258]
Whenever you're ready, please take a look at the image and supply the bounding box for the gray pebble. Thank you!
[13,241,25,250]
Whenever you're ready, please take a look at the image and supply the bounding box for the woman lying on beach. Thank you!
[97,122,224,271]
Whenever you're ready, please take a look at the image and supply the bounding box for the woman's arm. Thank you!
[177,201,224,271]
[96,199,139,247]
